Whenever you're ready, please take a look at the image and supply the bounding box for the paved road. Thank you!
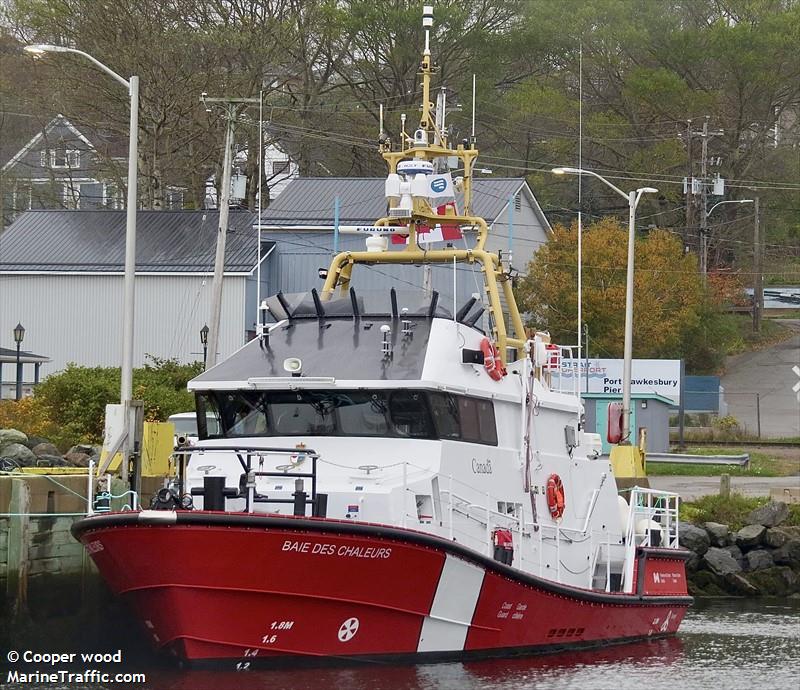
[720,319,800,438]
[649,475,800,501]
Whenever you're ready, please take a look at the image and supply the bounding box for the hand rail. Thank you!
[620,486,681,593]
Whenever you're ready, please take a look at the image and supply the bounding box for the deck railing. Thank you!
[620,486,681,593]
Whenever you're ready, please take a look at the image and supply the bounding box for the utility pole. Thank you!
[700,117,709,285]
[684,119,694,253]
[685,117,723,284]
[753,196,762,334]
[203,95,260,367]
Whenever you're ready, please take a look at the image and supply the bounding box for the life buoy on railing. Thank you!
[480,337,507,381]
[546,473,565,520]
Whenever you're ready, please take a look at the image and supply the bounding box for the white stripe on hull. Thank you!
[417,553,485,652]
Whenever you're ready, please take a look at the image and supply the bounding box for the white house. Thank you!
[204,142,299,209]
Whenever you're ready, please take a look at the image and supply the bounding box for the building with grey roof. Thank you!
[256,177,551,298]
[0,210,263,374]
[0,178,552,379]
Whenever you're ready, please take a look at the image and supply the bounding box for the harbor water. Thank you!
[2,598,798,690]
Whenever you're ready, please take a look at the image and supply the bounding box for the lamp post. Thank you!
[552,167,658,443]
[26,44,139,458]
[705,198,754,283]
[13,322,25,401]
[200,324,210,369]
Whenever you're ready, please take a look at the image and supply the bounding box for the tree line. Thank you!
[0,0,800,228]
[1,0,797,265]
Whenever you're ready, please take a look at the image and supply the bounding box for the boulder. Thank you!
[0,428,28,449]
[704,522,729,547]
[32,442,61,457]
[35,455,69,467]
[724,572,759,596]
[745,567,800,597]
[779,526,800,540]
[680,523,710,555]
[781,567,800,592]
[735,524,766,549]
[747,501,790,528]
[67,444,96,456]
[703,546,742,576]
[723,544,745,568]
[0,442,36,465]
[765,527,791,549]
[745,549,774,571]
[688,570,728,597]
[64,451,90,467]
[22,435,51,449]
[685,552,702,573]
[773,539,800,568]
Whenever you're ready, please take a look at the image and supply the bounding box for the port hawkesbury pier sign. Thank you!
[553,359,681,404]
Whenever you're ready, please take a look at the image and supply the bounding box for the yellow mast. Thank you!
[321,4,525,363]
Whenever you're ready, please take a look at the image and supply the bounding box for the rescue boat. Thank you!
[72,4,691,667]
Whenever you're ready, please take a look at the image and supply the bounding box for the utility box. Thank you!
[582,393,673,454]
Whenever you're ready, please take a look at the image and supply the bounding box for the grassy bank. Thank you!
[680,493,800,531]
[649,446,799,477]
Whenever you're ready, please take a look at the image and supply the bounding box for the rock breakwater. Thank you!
[680,500,800,597]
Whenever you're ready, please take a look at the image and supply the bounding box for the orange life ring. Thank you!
[546,474,565,520]
[480,337,507,381]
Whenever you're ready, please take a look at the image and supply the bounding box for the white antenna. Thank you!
[379,103,384,137]
[471,73,476,138]
[577,44,583,413]
[435,88,446,148]
[257,90,264,336]
[422,5,433,56]
[453,255,457,322]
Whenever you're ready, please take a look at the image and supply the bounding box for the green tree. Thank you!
[517,218,722,370]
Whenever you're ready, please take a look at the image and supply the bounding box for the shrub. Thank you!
[0,397,64,447]
[24,357,203,447]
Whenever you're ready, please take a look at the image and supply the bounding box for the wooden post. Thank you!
[719,473,731,499]
[6,478,30,615]
[756,393,761,439]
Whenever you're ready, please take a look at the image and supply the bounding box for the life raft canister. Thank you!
[546,473,565,520]
[480,337,507,381]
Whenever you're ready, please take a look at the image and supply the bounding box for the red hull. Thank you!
[72,511,691,667]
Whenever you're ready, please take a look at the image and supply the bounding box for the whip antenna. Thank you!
[471,74,476,139]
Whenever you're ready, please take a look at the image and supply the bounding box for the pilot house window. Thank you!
[197,389,496,445]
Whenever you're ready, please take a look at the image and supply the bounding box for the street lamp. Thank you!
[200,324,210,369]
[13,322,25,401]
[26,44,139,459]
[705,199,754,284]
[552,167,658,443]
[708,199,753,216]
